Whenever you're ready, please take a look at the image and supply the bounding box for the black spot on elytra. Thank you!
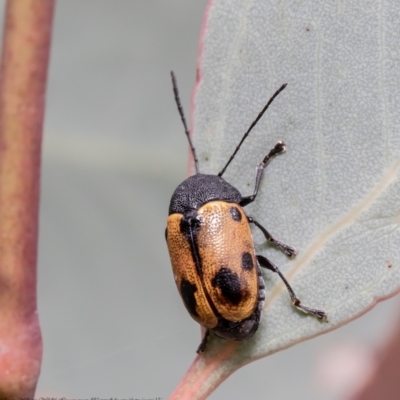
[229,206,242,221]
[164,227,168,241]
[212,267,242,305]
[180,279,198,317]
[241,252,254,271]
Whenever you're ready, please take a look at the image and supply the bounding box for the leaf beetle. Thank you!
[166,72,327,353]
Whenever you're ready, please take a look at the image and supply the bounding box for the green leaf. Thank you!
[174,0,400,396]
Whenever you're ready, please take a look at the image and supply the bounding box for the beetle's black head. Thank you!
[169,174,242,215]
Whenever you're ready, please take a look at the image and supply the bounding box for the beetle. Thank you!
[166,71,327,353]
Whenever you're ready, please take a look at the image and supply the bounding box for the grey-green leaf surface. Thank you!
[193,0,400,360]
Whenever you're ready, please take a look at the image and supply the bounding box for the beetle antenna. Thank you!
[218,83,287,177]
[170,71,200,174]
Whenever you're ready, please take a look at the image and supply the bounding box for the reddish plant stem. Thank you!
[0,0,54,397]
[169,341,239,400]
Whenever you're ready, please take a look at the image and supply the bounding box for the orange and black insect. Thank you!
[166,72,326,353]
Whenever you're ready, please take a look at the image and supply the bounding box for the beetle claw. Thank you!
[196,329,210,354]
[283,244,297,258]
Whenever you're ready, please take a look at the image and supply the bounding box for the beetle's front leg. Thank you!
[240,141,286,207]
[248,216,297,258]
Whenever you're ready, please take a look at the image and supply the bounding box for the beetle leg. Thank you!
[196,329,210,354]
[248,216,297,258]
[240,141,286,207]
[256,255,327,320]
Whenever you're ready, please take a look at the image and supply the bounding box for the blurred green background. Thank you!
[0,1,395,398]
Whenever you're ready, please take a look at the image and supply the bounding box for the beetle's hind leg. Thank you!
[257,255,327,320]
[249,217,297,258]
[196,329,210,354]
